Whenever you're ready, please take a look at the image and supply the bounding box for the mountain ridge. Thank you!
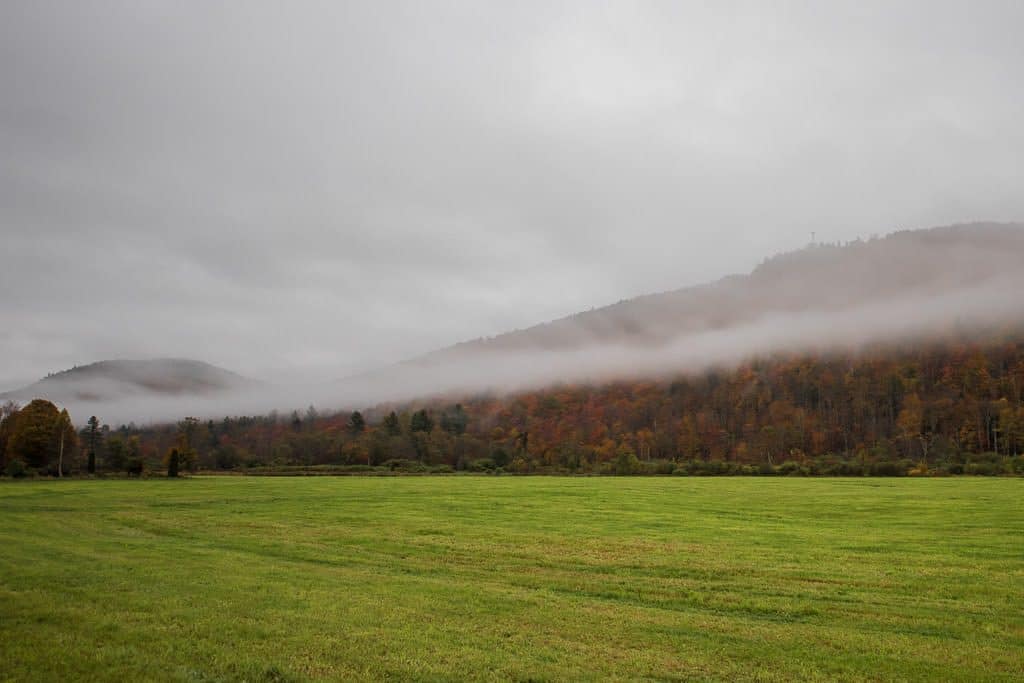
[347,221,1024,386]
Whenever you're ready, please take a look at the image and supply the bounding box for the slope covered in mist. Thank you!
[345,222,1024,395]
[11,222,1023,425]
[420,223,1021,355]
[0,359,256,406]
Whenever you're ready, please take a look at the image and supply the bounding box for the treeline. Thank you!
[0,400,198,478]
[12,336,1019,478]
[0,399,79,477]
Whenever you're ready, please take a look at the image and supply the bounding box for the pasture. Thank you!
[1,477,1022,681]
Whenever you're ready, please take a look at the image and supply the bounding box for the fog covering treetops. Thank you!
[6,222,1024,425]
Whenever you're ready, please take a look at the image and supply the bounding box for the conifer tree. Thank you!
[85,416,101,474]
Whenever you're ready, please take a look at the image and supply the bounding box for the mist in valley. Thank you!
[3,4,1024,426]
[12,224,1021,426]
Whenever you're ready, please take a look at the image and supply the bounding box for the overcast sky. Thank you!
[2,1,1023,389]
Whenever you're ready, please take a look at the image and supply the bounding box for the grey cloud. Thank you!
[2,1,1023,391]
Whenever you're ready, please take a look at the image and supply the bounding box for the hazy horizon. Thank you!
[6,222,1023,425]
[4,2,1024,394]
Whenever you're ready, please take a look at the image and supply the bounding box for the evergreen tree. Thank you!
[0,401,21,471]
[166,448,180,478]
[410,409,433,433]
[305,405,319,429]
[85,415,101,474]
[440,404,468,435]
[105,436,128,472]
[348,411,366,435]
[383,411,401,436]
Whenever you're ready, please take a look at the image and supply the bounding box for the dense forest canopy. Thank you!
[7,333,1022,477]
[4,226,1024,477]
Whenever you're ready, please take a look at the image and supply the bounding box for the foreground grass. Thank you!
[1,478,1022,681]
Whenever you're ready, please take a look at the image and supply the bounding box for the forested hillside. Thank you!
[4,224,1021,428]
[320,223,1024,418]
[35,332,1023,477]
[4,225,1024,478]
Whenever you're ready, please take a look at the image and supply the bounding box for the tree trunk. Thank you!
[58,433,64,478]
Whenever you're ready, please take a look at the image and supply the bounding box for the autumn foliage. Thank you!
[101,336,1024,477]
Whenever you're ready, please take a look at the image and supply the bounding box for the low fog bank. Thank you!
[20,223,1024,426]
[337,270,1024,401]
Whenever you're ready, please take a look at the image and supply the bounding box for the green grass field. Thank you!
[1,477,1022,682]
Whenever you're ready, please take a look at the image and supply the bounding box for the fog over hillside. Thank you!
[414,223,1024,354]
[14,223,1022,425]
[0,359,256,406]
[5,3,1024,398]
[343,222,1024,395]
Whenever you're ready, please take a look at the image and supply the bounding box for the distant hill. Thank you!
[0,359,256,405]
